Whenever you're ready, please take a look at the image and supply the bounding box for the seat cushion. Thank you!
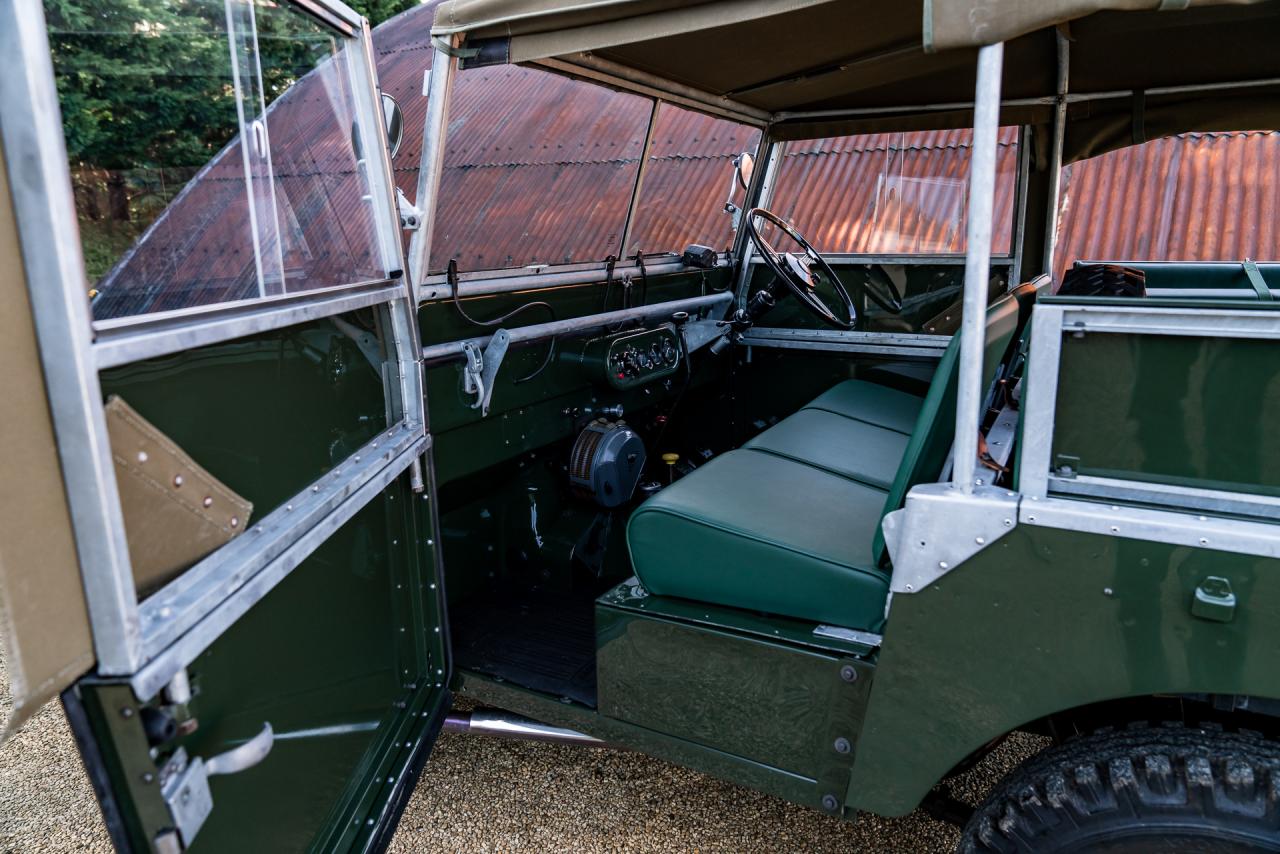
[746,408,908,490]
[628,448,890,631]
[804,379,924,434]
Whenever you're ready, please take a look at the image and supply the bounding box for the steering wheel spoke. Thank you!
[746,208,859,330]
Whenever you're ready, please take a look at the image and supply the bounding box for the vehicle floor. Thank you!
[450,590,599,707]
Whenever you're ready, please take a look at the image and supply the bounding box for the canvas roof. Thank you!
[430,0,1280,161]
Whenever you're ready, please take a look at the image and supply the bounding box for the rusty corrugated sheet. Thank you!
[91,0,1280,319]
[770,128,1020,255]
[1055,130,1280,277]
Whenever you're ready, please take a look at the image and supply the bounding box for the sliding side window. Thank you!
[46,0,387,320]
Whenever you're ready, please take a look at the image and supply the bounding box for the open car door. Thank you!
[0,0,449,849]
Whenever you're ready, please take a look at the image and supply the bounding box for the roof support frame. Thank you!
[771,75,1280,126]
[409,34,460,295]
[1042,30,1070,276]
[952,42,1004,495]
[535,53,769,126]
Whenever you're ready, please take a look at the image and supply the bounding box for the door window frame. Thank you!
[0,0,428,689]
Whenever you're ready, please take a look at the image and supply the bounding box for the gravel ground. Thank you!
[0,647,1045,853]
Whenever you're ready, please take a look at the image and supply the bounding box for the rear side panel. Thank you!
[851,524,1280,815]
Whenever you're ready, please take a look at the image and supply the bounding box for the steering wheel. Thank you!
[745,208,903,329]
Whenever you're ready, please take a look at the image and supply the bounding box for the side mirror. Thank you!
[724,150,756,230]
[352,93,404,160]
[733,151,754,190]
[381,93,404,158]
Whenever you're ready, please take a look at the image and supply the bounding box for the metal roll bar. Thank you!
[421,292,733,365]
[952,42,1005,495]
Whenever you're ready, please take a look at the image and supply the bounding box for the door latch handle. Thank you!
[158,723,274,849]
[206,722,274,776]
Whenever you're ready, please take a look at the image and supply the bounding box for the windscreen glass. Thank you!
[766,128,1020,255]
[625,103,761,258]
[423,64,651,274]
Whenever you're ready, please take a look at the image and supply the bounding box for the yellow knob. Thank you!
[661,453,679,465]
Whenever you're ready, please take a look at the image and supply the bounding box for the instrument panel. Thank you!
[569,324,683,389]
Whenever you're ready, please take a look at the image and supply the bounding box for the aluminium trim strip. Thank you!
[1021,496,1280,560]
[132,426,428,700]
[93,282,404,370]
[1058,305,1280,339]
[744,327,949,347]
[1048,473,1280,521]
[138,420,426,662]
[0,0,142,672]
[1015,304,1065,501]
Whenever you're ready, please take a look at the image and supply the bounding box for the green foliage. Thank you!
[346,0,418,26]
[44,0,240,171]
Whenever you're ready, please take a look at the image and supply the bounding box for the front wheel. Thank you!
[960,724,1280,853]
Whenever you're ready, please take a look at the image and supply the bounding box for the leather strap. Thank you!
[1243,258,1273,301]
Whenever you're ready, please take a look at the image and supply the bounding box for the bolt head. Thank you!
[821,793,840,811]
[833,737,852,754]
[839,664,858,683]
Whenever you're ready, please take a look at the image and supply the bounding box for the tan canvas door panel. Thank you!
[0,142,95,740]
[104,396,253,597]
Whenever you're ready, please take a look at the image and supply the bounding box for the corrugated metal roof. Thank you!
[89,0,1280,319]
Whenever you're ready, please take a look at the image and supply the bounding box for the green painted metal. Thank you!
[456,666,869,816]
[1074,260,1280,291]
[1051,331,1280,496]
[422,270,728,485]
[597,578,880,658]
[100,320,389,520]
[850,524,1280,816]
[80,318,451,852]
[597,587,872,791]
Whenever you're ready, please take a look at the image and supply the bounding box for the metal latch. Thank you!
[461,329,510,417]
[1053,454,1081,479]
[396,188,423,231]
[1192,576,1236,623]
[158,723,274,850]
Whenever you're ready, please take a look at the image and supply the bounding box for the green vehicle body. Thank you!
[3,0,1280,851]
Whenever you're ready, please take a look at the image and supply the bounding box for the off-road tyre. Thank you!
[959,724,1280,853]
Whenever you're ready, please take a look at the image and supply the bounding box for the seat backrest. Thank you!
[870,282,1042,564]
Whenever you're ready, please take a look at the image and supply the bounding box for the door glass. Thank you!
[45,0,254,319]
[252,1,383,294]
[45,0,384,321]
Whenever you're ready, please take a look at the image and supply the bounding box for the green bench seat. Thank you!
[628,283,1037,632]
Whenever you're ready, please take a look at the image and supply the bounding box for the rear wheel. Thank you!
[960,724,1280,853]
